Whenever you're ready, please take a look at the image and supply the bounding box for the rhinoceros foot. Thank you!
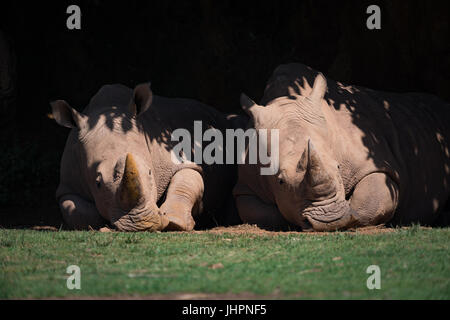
[159,202,196,231]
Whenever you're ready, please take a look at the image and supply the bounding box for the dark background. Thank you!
[0,0,449,227]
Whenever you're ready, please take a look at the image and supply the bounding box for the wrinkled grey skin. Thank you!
[234,63,450,231]
[52,83,239,231]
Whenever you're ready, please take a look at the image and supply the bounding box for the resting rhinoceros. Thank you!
[234,63,450,231]
[51,83,240,231]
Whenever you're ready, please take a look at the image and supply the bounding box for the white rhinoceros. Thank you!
[52,83,240,231]
[234,63,450,231]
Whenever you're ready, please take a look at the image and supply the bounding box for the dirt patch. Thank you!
[30,226,60,231]
[188,224,397,236]
[10,223,423,236]
[345,225,398,235]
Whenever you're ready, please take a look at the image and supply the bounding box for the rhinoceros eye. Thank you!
[95,173,102,189]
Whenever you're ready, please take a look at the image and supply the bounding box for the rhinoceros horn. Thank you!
[118,153,144,210]
[301,139,358,230]
[303,139,336,197]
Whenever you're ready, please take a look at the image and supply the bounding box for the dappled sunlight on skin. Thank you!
[53,83,242,232]
[236,63,450,231]
[76,84,233,159]
[331,65,449,226]
[83,85,134,133]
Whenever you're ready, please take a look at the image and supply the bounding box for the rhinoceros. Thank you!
[234,63,450,231]
[51,83,240,231]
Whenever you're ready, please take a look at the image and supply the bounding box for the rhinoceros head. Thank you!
[240,74,356,231]
[51,83,169,231]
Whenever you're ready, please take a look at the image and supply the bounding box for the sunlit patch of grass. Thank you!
[0,227,449,299]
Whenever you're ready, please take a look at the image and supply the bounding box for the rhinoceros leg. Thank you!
[349,172,399,226]
[159,169,204,231]
[59,194,108,230]
[235,194,294,231]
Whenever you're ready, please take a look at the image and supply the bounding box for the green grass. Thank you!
[0,227,449,299]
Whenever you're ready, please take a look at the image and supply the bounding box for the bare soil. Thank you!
[17,223,404,236]
[189,223,398,236]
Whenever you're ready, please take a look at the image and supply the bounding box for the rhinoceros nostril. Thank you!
[95,173,102,189]
[277,170,286,185]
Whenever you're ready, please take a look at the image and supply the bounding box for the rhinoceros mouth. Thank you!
[112,206,169,232]
[302,198,350,223]
[300,198,359,231]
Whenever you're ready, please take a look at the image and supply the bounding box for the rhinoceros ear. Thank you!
[309,73,327,103]
[240,93,265,122]
[129,82,153,117]
[50,100,87,129]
